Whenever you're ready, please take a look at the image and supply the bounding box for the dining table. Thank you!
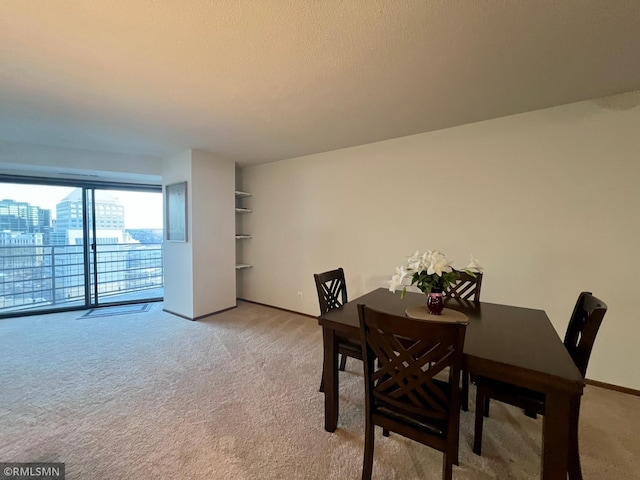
[317,287,584,480]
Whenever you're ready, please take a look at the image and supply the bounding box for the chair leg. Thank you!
[319,363,325,392]
[461,370,469,411]
[442,452,453,480]
[339,354,347,371]
[382,428,389,437]
[452,416,460,466]
[483,397,490,418]
[473,384,486,455]
[362,418,375,480]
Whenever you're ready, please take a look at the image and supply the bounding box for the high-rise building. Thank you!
[55,189,125,244]
[0,199,52,242]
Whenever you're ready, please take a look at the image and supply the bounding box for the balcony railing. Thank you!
[0,243,163,313]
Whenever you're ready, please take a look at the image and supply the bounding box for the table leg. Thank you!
[542,391,570,480]
[568,395,583,480]
[322,327,339,432]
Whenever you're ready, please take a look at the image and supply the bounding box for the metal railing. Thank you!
[0,243,163,313]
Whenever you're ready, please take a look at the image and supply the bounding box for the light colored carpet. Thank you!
[0,301,638,479]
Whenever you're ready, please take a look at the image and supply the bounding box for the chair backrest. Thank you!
[564,291,607,378]
[314,268,348,315]
[357,304,468,437]
[445,271,483,302]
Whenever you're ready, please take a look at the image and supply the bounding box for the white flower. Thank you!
[407,250,423,271]
[387,265,410,292]
[426,254,454,276]
[465,255,483,273]
[388,249,483,296]
[427,258,453,277]
[421,251,434,269]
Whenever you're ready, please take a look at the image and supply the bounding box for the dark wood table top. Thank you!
[318,288,583,395]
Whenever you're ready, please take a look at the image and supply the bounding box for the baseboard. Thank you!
[236,298,317,319]
[585,378,640,397]
[163,305,237,321]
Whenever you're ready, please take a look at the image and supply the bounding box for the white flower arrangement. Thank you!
[388,250,483,298]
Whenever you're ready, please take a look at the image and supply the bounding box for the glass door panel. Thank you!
[89,189,163,305]
[0,182,85,314]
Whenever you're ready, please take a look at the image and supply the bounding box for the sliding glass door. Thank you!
[88,188,163,305]
[0,179,163,317]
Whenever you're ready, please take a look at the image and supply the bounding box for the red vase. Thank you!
[427,289,444,315]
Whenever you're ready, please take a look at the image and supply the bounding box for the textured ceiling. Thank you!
[1,0,639,166]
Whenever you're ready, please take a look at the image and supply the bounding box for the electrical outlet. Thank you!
[297,291,303,299]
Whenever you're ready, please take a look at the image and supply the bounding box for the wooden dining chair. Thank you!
[314,268,363,392]
[472,292,607,479]
[357,304,468,480]
[445,271,483,302]
[445,271,483,411]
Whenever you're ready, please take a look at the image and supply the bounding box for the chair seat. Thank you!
[337,337,363,359]
[474,376,545,411]
[376,405,446,437]
[373,378,450,437]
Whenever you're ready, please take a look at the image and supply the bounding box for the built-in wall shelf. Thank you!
[236,190,252,275]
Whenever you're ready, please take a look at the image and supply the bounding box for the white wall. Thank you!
[242,91,640,390]
[162,150,195,318]
[191,150,236,317]
[162,149,236,319]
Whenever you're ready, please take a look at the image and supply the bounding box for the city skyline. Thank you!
[1,183,163,229]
